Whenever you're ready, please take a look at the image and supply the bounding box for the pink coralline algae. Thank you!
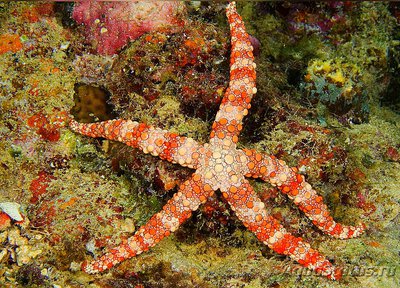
[72,0,185,55]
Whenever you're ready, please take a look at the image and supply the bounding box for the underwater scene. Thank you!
[0,1,399,287]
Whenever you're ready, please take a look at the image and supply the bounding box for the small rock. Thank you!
[8,228,28,247]
[0,249,8,262]
[69,261,82,272]
[0,202,23,222]
[16,245,42,266]
[0,231,8,243]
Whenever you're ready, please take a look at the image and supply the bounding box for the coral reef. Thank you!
[0,1,398,287]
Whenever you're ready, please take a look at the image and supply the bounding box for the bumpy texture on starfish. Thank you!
[70,2,365,280]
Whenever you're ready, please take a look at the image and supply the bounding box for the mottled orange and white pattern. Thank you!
[70,2,364,280]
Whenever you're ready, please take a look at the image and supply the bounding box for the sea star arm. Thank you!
[82,173,214,273]
[222,177,343,280]
[210,2,257,148]
[242,149,365,239]
[70,119,202,169]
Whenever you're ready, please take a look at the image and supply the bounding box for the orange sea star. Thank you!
[70,2,365,280]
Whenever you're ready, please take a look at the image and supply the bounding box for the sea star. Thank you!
[70,2,365,280]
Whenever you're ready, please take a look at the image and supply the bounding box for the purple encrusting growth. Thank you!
[72,0,185,55]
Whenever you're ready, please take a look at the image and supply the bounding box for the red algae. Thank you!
[27,111,68,142]
[29,170,55,204]
[0,212,12,230]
